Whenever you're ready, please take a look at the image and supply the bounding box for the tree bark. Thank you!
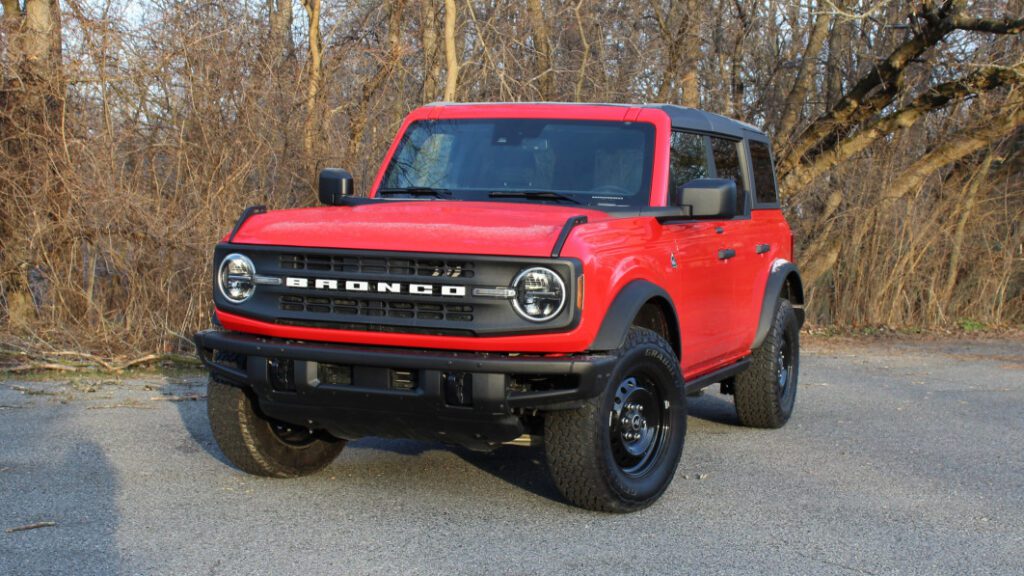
[881,109,1023,203]
[443,0,458,101]
[300,0,322,163]
[266,0,294,64]
[782,64,1024,194]
[421,0,440,102]
[799,107,1024,287]
[526,0,553,99]
[779,3,1024,187]
[680,0,700,108]
[348,0,406,160]
[776,3,829,141]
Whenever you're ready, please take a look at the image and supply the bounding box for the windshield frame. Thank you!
[373,117,658,210]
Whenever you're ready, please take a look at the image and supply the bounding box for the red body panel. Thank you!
[217,103,793,380]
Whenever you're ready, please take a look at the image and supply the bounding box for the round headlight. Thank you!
[218,253,256,303]
[511,267,566,322]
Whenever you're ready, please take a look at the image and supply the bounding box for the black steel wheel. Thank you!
[609,375,669,477]
[545,327,686,513]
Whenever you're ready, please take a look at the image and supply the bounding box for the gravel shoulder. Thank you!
[1,337,1022,576]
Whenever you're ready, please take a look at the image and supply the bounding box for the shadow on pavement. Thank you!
[453,445,565,504]
[161,380,233,468]
[0,407,122,575]
[686,392,741,426]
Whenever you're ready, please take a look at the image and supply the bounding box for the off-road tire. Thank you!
[734,298,799,428]
[545,327,686,513]
[207,378,345,477]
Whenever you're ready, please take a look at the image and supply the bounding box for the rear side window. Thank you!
[749,140,778,205]
[709,136,746,215]
[668,132,708,200]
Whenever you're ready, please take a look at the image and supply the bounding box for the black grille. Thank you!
[275,318,473,336]
[280,254,476,278]
[279,295,474,322]
[213,244,579,337]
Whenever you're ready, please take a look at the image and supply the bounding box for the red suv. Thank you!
[195,103,804,512]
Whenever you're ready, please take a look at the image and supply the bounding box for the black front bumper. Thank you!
[194,330,617,450]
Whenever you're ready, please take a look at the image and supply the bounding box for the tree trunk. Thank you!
[526,0,553,99]
[421,0,440,102]
[266,0,294,64]
[300,0,322,165]
[679,0,700,108]
[776,3,829,140]
[443,0,458,101]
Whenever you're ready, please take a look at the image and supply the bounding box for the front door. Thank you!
[665,131,744,377]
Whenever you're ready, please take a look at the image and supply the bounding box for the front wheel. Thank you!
[207,378,346,477]
[545,327,686,512]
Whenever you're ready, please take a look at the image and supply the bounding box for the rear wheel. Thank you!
[545,327,686,512]
[207,378,345,477]
[734,299,799,428]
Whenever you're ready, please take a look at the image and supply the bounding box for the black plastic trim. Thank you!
[194,329,619,443]
[551,215,588,257]
[751,262,805,349]
[589,280,679,353]
[683,358,750,395]
[228,205,267,243]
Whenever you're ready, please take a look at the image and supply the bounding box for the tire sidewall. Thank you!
[595,332,686,505]
[775,301,800,419]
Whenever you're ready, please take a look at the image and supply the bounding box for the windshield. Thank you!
[378,119,656,208]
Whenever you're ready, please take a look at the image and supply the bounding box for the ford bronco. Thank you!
[194,103,804,512]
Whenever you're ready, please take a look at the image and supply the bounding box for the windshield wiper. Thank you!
[378,187,452,198]
[488,190,581,205]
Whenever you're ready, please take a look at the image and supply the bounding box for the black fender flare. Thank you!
[751,261,805,349]
[589,280,680,355]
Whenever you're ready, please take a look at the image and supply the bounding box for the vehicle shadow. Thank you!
[686,392,741,426]
[160,378,233,468]
[452,444,565,504]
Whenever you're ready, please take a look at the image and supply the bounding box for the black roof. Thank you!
[425,102,767,141]
[648,104,767,141]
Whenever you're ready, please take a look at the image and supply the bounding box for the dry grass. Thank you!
[0,1,1021,359]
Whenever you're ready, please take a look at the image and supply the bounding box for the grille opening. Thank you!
[508,374,578,394]
[279,296,475,323]
[268,358,295,392]
[280,254,475,278]
[275,319,474,336]
[390,369,418,391]
[317,363,353,386]
[443,372,473,407]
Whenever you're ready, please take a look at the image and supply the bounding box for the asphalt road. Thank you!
[1,338,1022,576]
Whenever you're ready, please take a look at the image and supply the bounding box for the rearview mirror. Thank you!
[676,178,737,219]
[319,168,354,205]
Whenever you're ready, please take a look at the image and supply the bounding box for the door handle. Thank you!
[755,243,770,254]
[718,248,736,260]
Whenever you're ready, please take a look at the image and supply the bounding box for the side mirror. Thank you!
[677,178,737,219]
[318,168,354,205]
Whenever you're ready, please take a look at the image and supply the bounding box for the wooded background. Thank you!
[1,0,1022,358]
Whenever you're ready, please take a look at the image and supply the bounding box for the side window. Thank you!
[749,140,778,205]
[709,136,746,215]
[668,132,708,204]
